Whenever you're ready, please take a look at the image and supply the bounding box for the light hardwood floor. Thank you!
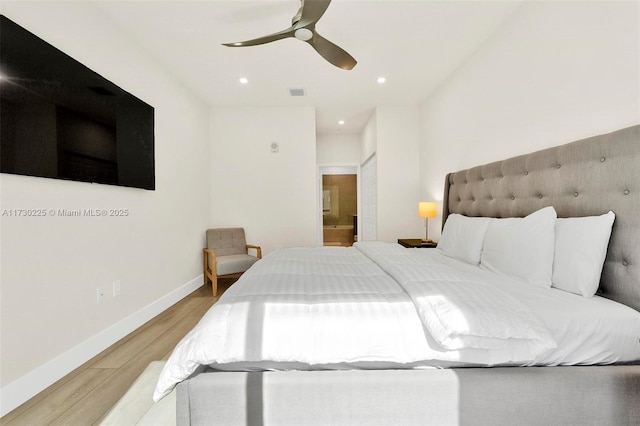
[0,279,233,426]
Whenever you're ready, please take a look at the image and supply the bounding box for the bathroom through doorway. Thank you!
[317,165,360,247]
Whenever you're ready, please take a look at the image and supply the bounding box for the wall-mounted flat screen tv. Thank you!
[0,15,155,190]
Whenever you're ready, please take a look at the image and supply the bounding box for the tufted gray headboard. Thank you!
[442,125,640,311]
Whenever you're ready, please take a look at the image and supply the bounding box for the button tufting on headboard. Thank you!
[442,125,640,312]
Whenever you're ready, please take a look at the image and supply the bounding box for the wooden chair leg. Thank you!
[210,251,218,297]
[204,248,219,297]
[203,249,209,286]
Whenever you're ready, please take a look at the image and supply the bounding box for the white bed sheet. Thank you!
[154,244,640,401]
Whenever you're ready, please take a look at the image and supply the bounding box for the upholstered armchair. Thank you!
[203,228,262,296]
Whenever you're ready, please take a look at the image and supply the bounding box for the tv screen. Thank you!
[0,15,155,190]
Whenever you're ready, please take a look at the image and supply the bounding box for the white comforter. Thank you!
[154,242,640,401]
[355,243,556,359]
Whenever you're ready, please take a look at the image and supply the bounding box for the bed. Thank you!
[157,124,640,425]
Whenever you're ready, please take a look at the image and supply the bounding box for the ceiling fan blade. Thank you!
[222,26,295,47]
[297,0,332,27]
[308,32,357,70]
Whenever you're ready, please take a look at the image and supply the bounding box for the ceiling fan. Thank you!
[222,0,357,70]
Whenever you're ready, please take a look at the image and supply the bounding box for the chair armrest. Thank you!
[246,244,262,259]
[203,248,217,262]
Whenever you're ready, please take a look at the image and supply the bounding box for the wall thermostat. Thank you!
[270,142,279,153]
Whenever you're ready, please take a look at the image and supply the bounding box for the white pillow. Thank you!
[438,214,491,265]
[552,211,615,297]
[480,206,557,288]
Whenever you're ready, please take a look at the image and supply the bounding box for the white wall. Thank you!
[361,111,377,163]
[209,107,317,253]
[316,134,361,165]
[420,0,640,237]
[360,154,377,241]
[375,107,424,242]
[0,2,211,414]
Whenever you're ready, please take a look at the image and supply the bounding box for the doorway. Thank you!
[317,165,360,247]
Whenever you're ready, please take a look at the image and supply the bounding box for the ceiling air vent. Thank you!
[289,88,306,97]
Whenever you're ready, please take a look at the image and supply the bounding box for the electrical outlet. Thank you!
[97,287,106,304]
[113,280,122,297]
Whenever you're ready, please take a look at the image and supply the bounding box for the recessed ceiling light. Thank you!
[338,120,345,125]
[377,76,386,84]
[239,77,249,84]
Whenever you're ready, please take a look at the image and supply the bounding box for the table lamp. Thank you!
[418,201,437,243]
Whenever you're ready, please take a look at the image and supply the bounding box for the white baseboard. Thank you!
[0,275,204,418]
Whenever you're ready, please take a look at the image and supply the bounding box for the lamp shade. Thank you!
[418,202,437,218]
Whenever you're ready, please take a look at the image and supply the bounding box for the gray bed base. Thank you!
[177,125,640,425]
[178,365,640,425]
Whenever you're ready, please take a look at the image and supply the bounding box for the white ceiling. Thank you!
[95,0,522,135]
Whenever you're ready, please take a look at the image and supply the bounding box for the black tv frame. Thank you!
[0,15,155,190]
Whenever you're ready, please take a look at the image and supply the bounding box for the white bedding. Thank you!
[153,243,640,401]
[357,242,640,363]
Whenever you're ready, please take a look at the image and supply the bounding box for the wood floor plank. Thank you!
[90,297,206,369]
[0,286,215,425]
[185,295,216,319]
[97,362,165,425]
[4,368,115,426]
[51,316,202,426]
[89,287,211,369]
[0,357,103,426]
[160,349,174,361]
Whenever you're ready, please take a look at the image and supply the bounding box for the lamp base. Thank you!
[423,218,434,245]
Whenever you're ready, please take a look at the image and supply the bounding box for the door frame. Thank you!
[317,164,361,246]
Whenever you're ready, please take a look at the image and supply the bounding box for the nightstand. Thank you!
[397,239,437,248]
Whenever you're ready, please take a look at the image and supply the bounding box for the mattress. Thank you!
[154,243,640,401]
